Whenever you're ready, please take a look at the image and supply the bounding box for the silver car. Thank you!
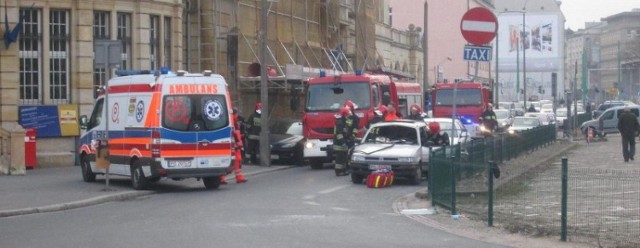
[349,120,435,185]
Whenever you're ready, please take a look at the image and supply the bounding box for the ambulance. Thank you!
[78,69,234,190]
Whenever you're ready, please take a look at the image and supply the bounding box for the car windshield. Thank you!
[434,89,482,106]
[306,82,371,111]
[495,110,509,119]
[270,120,301,135]
[365,125,418,145]
[162,95,229,131]
[512,118,539,127]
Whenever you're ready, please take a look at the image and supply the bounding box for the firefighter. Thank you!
[407,104,425,120]
[343,100,360,141]
[425,122,450,146]
[385,103,400,121]
[246,102,262,164]
[367,105,387,129]
[480,103,498,135]
[221,110,247,184]
[333,107,353,176]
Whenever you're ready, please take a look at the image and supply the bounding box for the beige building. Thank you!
[0,0,422,169]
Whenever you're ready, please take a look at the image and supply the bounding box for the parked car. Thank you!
[349,120,435,185]
[269,120,304,165]
[423,117,470,145]
[581,105,640,137]
[556,109,568,129]
[507,117,542,134]
[592,101,634,119]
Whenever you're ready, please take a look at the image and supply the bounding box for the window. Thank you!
[87,98,104,130]
[19,8,41,104]
[49,9,70,103]
[150,15,160,70]
[93,11,110,99]
[162,95,229,131]
[163,17,171,68]
[117,12,132,70]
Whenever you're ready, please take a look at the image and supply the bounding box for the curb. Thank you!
[0,165,291,218]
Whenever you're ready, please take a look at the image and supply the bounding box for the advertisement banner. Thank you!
[19,105,80,137]
[496,14,561,71]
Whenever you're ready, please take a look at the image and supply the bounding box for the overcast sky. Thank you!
[560,0,639,30]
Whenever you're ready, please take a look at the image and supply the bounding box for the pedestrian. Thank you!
[246,102,262,164]
[333,107,353,176]
[406,104,425,120]
[527,103,537,112]
[343,100,360,145]
[480,103,498,134]
[617,106,640,162]
[220,109,248,184]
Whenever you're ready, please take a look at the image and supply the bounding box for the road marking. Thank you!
[318,185,350,194]
[331,207,350,212]
[302,195,315,200]
[304,201,320,206]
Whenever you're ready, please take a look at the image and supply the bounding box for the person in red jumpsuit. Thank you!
[221,108,248,184]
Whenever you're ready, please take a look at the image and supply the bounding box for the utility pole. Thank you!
[259,0,271,166]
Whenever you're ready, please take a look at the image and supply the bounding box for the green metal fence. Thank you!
[429,124,557,213]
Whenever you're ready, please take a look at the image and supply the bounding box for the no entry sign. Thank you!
[460,7,498,45]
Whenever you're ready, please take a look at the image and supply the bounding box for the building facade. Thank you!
[0,0,422,168]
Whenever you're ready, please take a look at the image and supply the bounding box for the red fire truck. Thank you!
[430,81,491,136]
[302,71,422,169]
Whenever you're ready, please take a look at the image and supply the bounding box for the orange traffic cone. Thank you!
[587,127,594,143]
[235,169,247,183]
[220,175,228,184]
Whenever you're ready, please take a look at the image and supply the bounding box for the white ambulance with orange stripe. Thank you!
[78,69,234,190]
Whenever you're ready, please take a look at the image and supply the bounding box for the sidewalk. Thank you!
[0,164,290,217]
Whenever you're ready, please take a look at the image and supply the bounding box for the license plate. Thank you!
[369,165,391,170]
[168,160,192,168]
[270,154,279,160]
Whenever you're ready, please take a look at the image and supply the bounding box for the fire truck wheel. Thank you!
[80,154,96,182]
[309,159,324,170]
[203,176,221,190]
[131,160,148,190]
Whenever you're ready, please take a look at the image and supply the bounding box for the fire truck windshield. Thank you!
[434,89,482,106]
[306,82,370,111]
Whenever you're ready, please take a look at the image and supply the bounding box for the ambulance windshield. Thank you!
[162,95,229,131]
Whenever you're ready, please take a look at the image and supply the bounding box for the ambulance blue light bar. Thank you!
[115,67,172,77]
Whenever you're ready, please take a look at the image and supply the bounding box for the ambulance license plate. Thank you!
[168,160,192,168]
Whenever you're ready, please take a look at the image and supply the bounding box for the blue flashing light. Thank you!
[459,115,475,125]
[319,70,326,77]
[115,68,172,77]
[355,69,363,75]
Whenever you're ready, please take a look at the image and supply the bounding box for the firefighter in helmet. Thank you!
[333,107,354,176]
[246,102,262,164]
[425,122,450,146]
[221,108,248,184]
[367,104,387,129]
[407,104,425,120]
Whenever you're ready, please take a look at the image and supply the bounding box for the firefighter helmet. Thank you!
[343,100,357,111]
[255,102,262,114]
[428,121,441,134]
[410,104,421,114]
[339,107,351,118]
[377,105,388,116]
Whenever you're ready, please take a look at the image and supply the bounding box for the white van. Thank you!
[78,70,235,190]
[581,105,640,137]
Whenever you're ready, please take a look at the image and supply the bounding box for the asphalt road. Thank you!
[1,166,509,248]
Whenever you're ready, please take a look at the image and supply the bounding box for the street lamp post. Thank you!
[435,57,452,84]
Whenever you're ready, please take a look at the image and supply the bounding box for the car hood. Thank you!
[509,125,534,131]
[353,143,420,157]
[580,119,598,128]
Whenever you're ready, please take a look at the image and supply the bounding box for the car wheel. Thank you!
[410,165,422,185]
[80,154,96,182]
[203,176,221,190]
[351,173,364,184]
[309,159,324,169]
[131,160,148,190]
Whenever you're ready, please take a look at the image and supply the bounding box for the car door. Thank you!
[419,126,431,170]
[599,109,616,133]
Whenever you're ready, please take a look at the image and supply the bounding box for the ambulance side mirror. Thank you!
[80,115,88,130]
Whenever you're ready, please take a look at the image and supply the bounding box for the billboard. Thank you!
[496,14,561,72]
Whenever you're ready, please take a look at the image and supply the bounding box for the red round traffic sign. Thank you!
[460,7,498,45]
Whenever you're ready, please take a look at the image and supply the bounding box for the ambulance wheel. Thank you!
[80,154,96,182]
[131,160,148,190]
[309,159,324,170]
[410,165,422,185]
[203,176,221,190]
[351,173,364,184]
